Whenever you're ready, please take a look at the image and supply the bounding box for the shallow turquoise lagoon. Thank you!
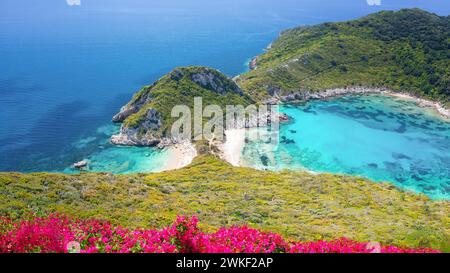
[241,94,450,200]
[61,124,171,174]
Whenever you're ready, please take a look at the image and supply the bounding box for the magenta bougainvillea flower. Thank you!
[0,214,439,253]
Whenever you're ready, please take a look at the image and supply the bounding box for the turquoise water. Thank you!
[241,95,450,200]
[61,125,170,174]
[1,0,449,173]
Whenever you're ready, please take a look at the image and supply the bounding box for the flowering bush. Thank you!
[0,214,439,253]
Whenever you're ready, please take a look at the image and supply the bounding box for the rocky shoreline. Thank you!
[111,86,449,155]
[248,56,258,70]
[262,87,450,120]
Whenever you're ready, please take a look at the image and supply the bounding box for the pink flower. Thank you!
[0,214,440,254]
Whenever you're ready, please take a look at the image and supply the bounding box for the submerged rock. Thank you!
[260,154,269,166]
[279,113,290,122]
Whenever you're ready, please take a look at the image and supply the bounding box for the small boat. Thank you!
[73,160,88,169]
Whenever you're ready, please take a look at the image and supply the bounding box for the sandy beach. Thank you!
[385,92,450,120]
[162,141,198,171]
[220,129,246,167]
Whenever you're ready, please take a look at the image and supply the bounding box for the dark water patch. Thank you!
[386,113,396,119]
[395,122,407,133]
[0,77,47,95]
[346,110,373,120]
[322,103,387,123]
[260,154,269,166]
[420,184,437,191]
[367,163,378,169]
[435,126,449,131]
[411,174,424,181]
[416,168,431,176]
[0,100,105,172]
[415,123,432,130]
[280,136,295,144]
[302,106,317,114]
[392,153,412,160]
[429,139,450,150]
[407,113,419,119]
[394,176,407,183]
[103,93,136,118]
[443,185,450,192]
[134,68,172,86]
[383,161,403,172]
[0,133,30,151]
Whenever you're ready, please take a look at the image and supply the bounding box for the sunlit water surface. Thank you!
[241,95,450,200]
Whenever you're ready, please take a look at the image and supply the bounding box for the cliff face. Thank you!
[111,108,162,146]
[111,66,251,146]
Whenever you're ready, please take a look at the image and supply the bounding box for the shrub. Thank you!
[0,214,439,253]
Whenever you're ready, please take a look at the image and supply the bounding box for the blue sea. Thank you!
[1,1,449,198]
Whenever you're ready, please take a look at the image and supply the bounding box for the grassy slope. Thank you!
[1,156,448,251]
[238,9,450,105]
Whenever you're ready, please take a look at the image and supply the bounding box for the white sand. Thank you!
[221,129,246,166]
[162,141,198,171]
[385,92,450,119]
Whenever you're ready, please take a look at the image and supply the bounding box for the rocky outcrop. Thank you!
[262,86,450,119]
[262,87,387,104]
[248,56,258,70]
[189,69,242,95]
[111,66,248,147]
[112,86,153,123]
[111,108,163,146]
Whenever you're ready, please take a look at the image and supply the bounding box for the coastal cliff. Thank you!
[112,66,252,146]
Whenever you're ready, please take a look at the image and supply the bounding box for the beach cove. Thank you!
[220,93,450,200]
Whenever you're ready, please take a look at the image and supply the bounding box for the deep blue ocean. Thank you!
[1,0,449,198]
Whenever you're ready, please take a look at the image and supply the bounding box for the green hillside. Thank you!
[112,66,253,145]
[0,156,449,251]
[238,9,450,105]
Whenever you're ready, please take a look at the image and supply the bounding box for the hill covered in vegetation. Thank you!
[112,66,254,146]
[237,9,450,105]
[0,156,448,251]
